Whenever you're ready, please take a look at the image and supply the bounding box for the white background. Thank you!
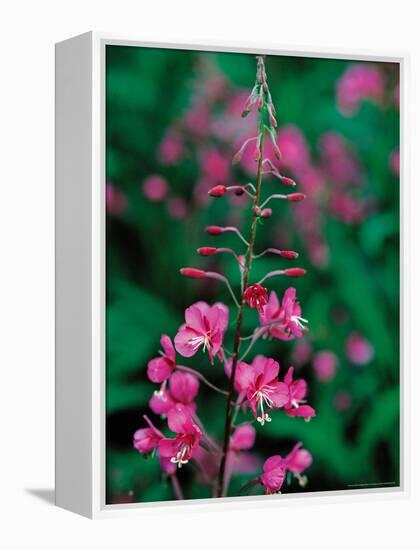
[1,1,419,548]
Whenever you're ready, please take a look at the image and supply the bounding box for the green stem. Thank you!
[216,123,265,498]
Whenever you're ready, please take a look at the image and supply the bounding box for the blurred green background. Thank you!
[105,45,400,504]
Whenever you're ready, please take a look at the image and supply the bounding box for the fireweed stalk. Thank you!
[133,56,316,501]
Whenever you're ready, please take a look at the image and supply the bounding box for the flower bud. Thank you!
[260,208,272,218]
[197,247,217,256]
[208,185,227,197]
[279,250,299,259]
[283,268,306,277]
[279,176,296,187]
[269,114,277,128]
[254,206,261,216]
[287,193,306,202]
[243,284,269,313]
[180,268,206,278]
[234,187,245,196]
[206,225,224,235]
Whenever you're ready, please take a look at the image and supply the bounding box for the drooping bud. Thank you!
[197,247,217,256]
[269,114,277,127]
[260,208,272,218]
[205,225,224,235]
[208,185,227,197]
[180,268,206,278]
[278,250,299,260]
[234,187,245,196]
[287,193,306,202]
[243,284,269,313]
[283,268,307,277]
[279,176,296,187]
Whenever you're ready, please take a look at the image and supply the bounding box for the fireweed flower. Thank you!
[313,350,338,382]
[174,301,229,363]
[225,424,260,480]
[259,288,307,341]
[245,356,289,425]
[345,333,374,365]
[283,366,316,420]
[243,284,269,313]
[147,334,176,384]
[159,405,202,469]
[149,371,199,417]
[259,455,286,494]
[258,442,312,493]
[133,415,164,454]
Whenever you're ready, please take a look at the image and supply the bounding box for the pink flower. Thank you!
[337,64,385,115]
[147,335,176,383]
[174,301,229,364]
[149,371,199,417]
[277,125,310,171]
[259,455,286,494]
[291,339,313,366]
[230,423,256,451]
[245,356,289,425]
[142,175,168,202]
[284,442,312,476]
[345,333,374,365]
[106,183,127,216]
[283,367,316,420]
[224,424,260,481]
[166,195,188,219]
[199,147,230,182]
[133,415,164,454]
[158,131,185,165]
[259,288,308,341]
[159,405,202,468]
[313,351,338,382]
[258,442,312,493]
[243,284,268,313]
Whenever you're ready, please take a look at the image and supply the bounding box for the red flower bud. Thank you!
[208,185,227,197]
[283,268,306,277]
[180,268,206,278]
[234,187,245,196]
[197,247,217,256]
[269,114,277,127]
[206,225,224,235]
[254,206,261,216]
[287,193,306,202]
[279,250,299,259]
[243,284,269,313]
[261,208,272,218]
[257,96,263,110]
[279,176,296,187]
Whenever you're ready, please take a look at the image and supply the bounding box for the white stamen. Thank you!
[170,444,190,468]
[188,333,211,352]
[252,385,275,426]
[291,315,308,330]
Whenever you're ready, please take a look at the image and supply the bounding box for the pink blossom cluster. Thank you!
[133,56,315,499]
[336,63,385,116]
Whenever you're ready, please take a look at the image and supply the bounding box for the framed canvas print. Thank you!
[55,32,407,518]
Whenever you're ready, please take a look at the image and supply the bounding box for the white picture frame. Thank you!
[55,31,408,518]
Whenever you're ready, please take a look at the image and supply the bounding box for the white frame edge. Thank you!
[55,31,409,519]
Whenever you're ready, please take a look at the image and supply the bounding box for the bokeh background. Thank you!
[105,46,400,504]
